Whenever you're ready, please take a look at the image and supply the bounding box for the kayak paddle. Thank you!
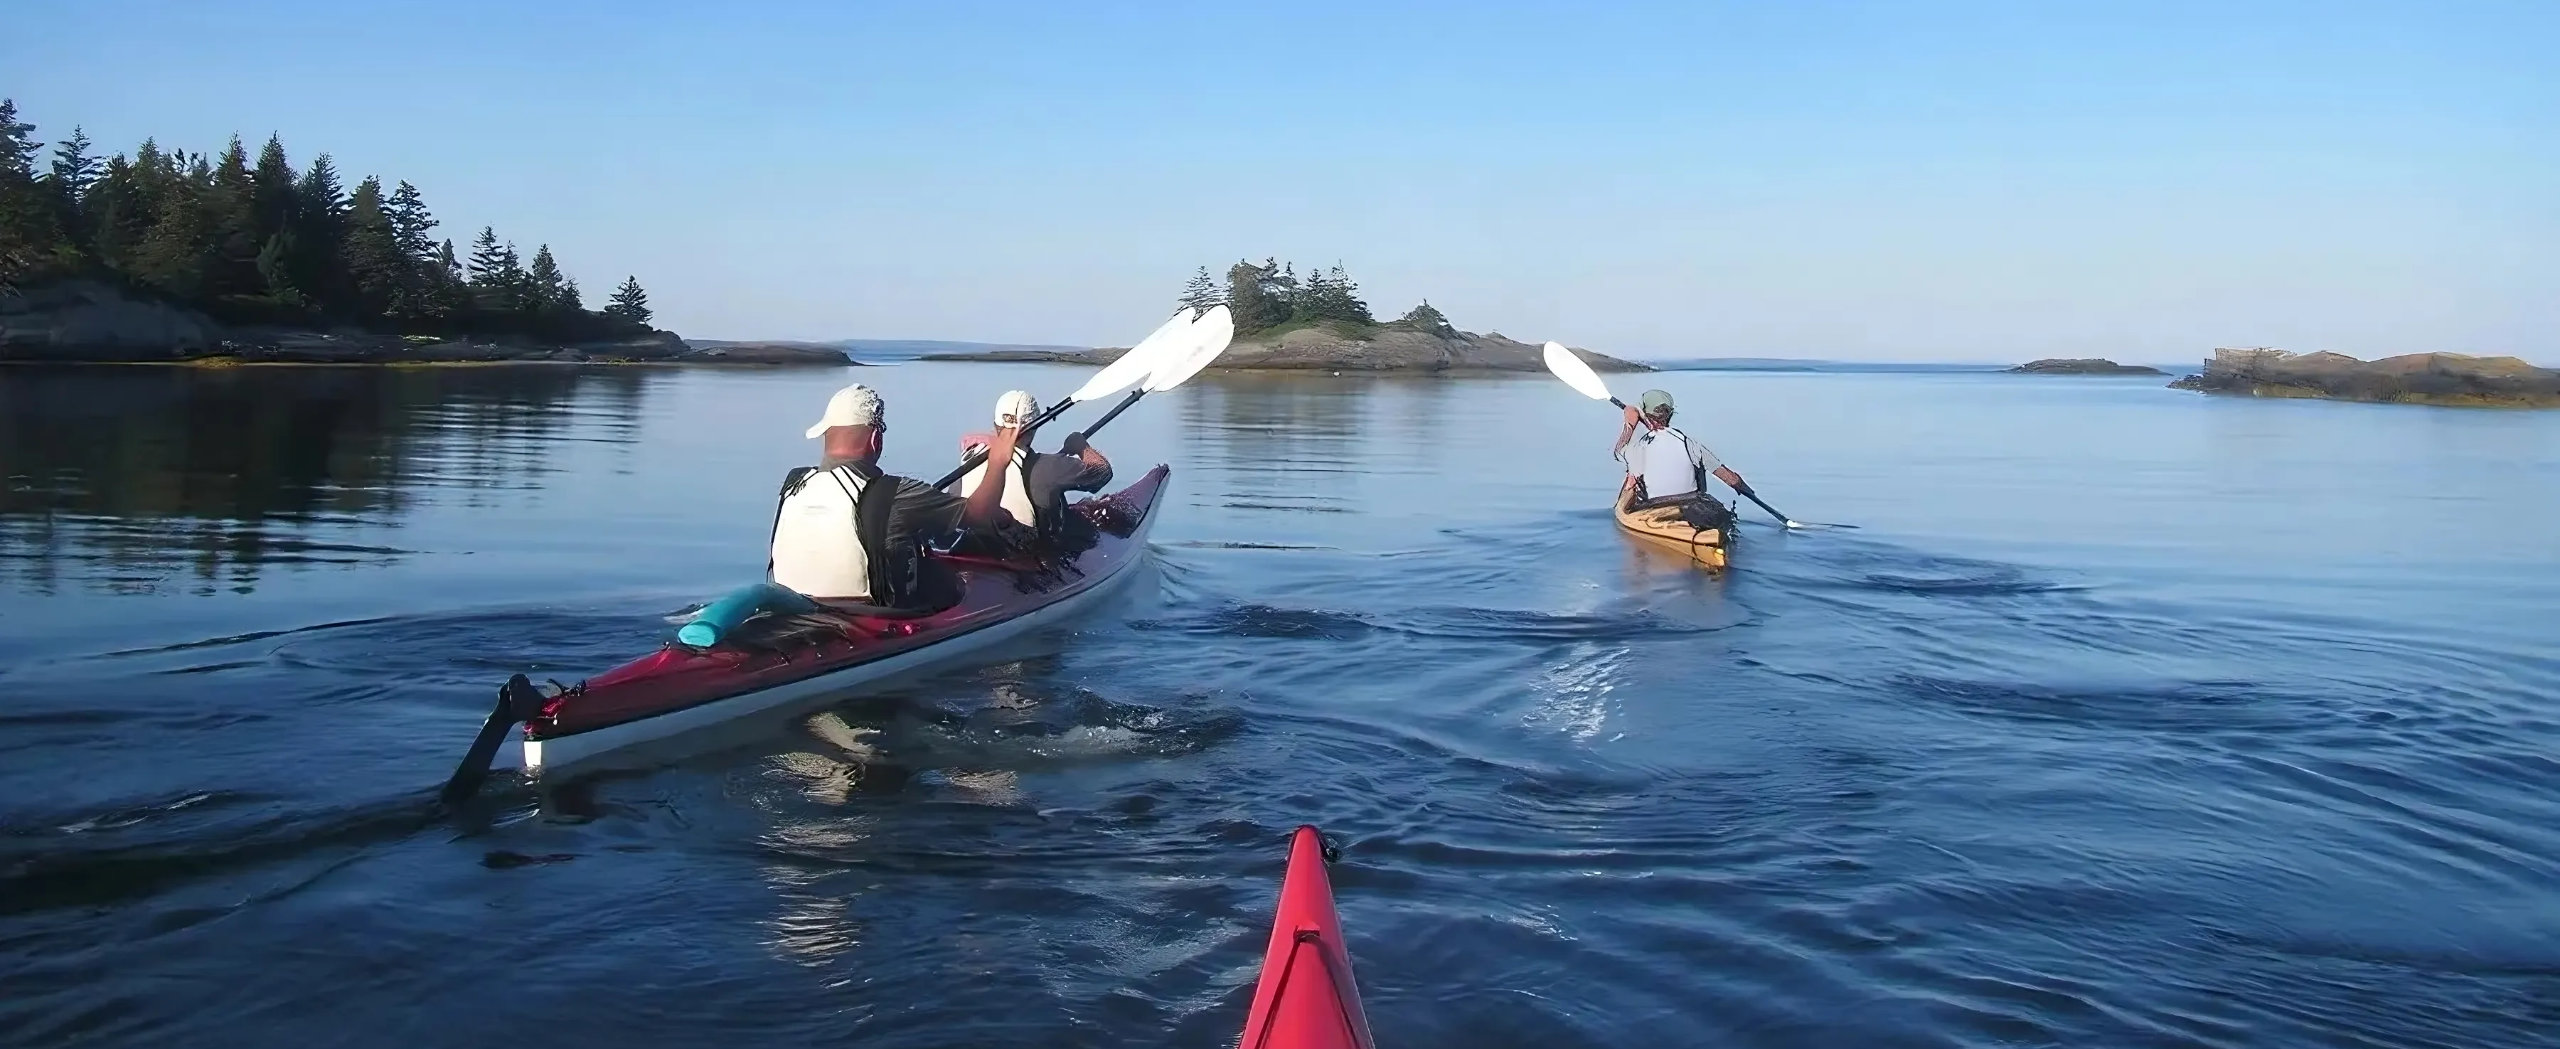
[932,308,1198,489]
[1542,340,1808,529]
[1074,304,1235,438]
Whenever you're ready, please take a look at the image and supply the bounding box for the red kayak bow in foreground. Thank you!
[1240,826,1376,1049]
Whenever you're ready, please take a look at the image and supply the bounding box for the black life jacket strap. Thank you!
[765,466,818,577]
[848,463,902,606]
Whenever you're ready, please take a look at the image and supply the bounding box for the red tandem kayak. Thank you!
[1241,825,1377,1049]
[441,465,1170,799]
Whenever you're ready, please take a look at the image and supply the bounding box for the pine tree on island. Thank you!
[1178,266,1224,314]
[606,275,650,325]
[1396,299,1454,336]
[527,244,567,314]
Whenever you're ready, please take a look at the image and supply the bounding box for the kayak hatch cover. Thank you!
[1240,825,1376,1049]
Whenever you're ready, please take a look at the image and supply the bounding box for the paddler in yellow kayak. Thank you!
[768,383,1032,611]
[1613,389,1755,531]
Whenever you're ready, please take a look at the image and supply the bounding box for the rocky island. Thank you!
[925,323,1648,373]
[2169,347,2559,408]
[0,100,843,368]
[2009,358,2165,375]
[924,258,1650,373]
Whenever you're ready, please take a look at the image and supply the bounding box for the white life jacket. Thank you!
[951,445,1035,526]
[1626,426,1703,501]
[769,465,873,599]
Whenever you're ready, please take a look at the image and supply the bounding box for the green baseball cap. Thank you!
[1639,389,1674,415]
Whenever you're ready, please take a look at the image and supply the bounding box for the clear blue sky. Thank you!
[8,0,2554,361]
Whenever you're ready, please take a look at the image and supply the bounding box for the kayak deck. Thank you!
[501,465,1169,776]
[1612,480,1729,569]
[1241,825,1375,1049]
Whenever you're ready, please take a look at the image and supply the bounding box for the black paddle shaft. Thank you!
[1075,388,1148,439]
[1735,487,1792,525]
[936,388,1153,489]
[931,398,1077,489]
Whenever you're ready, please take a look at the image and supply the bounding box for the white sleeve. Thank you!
[1689,438,1723,475]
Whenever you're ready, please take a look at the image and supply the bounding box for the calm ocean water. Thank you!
[2,362,2555,1048]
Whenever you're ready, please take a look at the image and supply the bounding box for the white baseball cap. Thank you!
[804,384,884,439]
[994,389,1039,427]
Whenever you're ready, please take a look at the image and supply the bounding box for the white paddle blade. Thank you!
[1543,341,1613,401]
[1069,308,1196,403]
[1144,304,1234,391]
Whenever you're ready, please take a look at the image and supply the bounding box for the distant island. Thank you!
[0,99,834,366]
[2170,347,2559,408]
[923,258,1650,373]
[2009,358,2165,376]
[684,338,1100,363]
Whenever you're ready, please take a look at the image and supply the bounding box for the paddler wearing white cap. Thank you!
[767,383,1031,610]
[948,389,1115,552]
[1612,388,1755,520]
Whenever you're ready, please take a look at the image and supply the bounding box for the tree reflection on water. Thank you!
[0,364,649,595]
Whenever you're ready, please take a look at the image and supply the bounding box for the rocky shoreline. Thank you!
[0,280,850,366]
[2169,347,2559,408]
[2009,358,2165,375]
[922,324,1650,373]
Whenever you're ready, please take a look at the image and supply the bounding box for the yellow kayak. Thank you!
[1614,480,1729,569]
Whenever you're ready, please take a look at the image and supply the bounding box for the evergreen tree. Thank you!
[85,154,144,270]
[292,153,347,311]
[496,241,526,307]
[430,238,468,319]
[1297,265,1335,322]
[605,275,650,324]
[1323,263,1372,324]
[526,243,565,313]
[250,134,296,248]
[559,276,583,312]
[343,176,404,317]
[377,181,437,322]
[463,234,529,313]
[44,126,99,253]
[1224,258,1288,333]
[1178,266,1223,313]
[129,167,213,298]
[1396,299,1455,336]
[386,180,435,263]
[249,135,302,304]
[0,99,63,281]
[256,229,303,306]
[0,101,37,181]
[205,137,260,297]
[46,126,100,195]
[1270,261,1300,314]
[466,226,505,285]
[128,138,170,227]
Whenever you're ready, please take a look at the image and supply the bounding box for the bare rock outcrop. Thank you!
[2169,347,2558,407]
